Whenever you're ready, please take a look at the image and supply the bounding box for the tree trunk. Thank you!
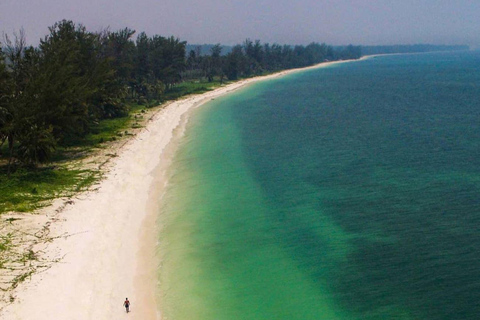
[7,134,14,178]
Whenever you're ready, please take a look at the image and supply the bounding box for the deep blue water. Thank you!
[158,51,480,319]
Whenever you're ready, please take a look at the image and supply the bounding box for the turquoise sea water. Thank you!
[157,51,480,320]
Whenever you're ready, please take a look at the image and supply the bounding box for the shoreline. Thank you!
[0,57,362,319]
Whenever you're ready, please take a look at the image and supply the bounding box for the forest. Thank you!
[0,20,362,171]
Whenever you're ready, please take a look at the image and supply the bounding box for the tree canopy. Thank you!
[1,20,362,169]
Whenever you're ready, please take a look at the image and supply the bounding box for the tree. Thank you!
[1,29,30,174]
[267,43,284,71]
[104,28,136,87]
[339,45,362,59]
[36,21,93,141]
[17,124,56,166]
[160,36,187,89]
[37,20,120,141]
[1,19,365,172]
[186,46,201,71]
[224,45,246,80]
[0,46,12,154]
[132,32,153,98]
[3,29,27,95]
[148,35,185,90]
[242,39,264,75]
[203,43,223,82]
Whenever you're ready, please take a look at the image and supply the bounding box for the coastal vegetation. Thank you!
[0,18,473,313]
[1,20,468,215]
[0,20,360,167]
[189,43,469,59]
[0,19,362,215]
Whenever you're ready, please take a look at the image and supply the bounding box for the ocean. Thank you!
[157,51,480,320]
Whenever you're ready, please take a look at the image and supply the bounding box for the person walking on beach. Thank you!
[124,298,130,313]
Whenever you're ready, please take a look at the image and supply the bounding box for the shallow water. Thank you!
[158,51,480,319]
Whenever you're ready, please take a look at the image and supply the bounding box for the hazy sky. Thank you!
[1,0,479,47]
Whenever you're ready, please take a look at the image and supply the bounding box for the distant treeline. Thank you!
[184,41,361,82]
[361,44,469,56]
[186,44,233,56]
[0,20,361,169]
[189,43,470,58]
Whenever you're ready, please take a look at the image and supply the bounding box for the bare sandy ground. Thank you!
[0,58,363,320]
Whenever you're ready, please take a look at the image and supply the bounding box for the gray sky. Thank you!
[1,0,479,47]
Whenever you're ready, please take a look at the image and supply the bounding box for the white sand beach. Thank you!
[0,59,361,320]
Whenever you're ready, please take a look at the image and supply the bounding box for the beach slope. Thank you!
[0,59,359,320]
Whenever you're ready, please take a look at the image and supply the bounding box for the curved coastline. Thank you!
[0,57,362,319]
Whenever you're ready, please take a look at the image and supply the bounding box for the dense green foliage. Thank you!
[1,20,470,171]
[0,20,361,170]
[2,20,468,215]
[186,40,362,81]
